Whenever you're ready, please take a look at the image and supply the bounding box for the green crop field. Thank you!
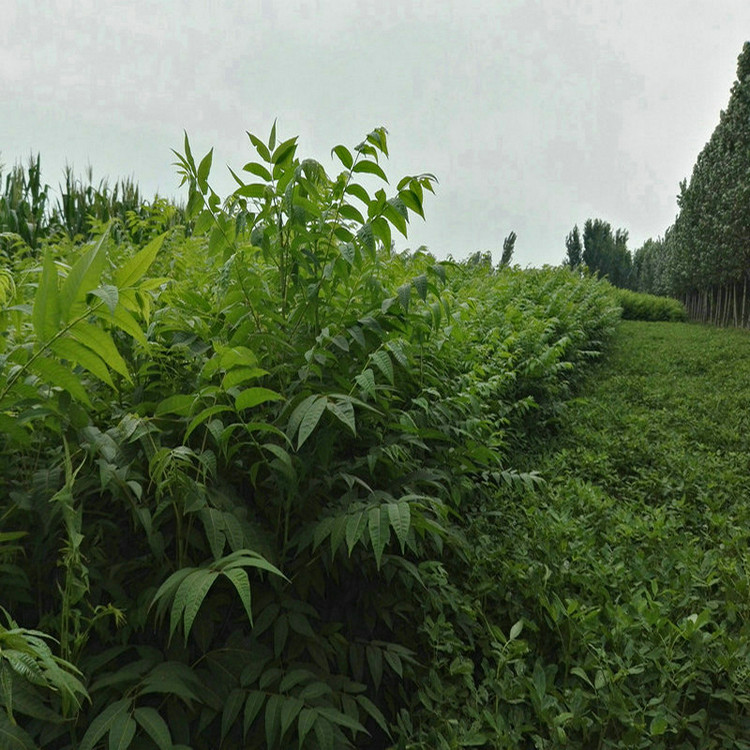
[1,124,749,748]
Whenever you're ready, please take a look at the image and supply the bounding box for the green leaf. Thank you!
[387,501,410,552]
[326,397,356,436]
[89,284,119,314]
[29,356,91,406]
[413,274,428,301]
[318,706,368,735]
[314,715,334,750]
[399,188,425,218]
[331,145,353,169]
[509,620,523,640]
[96,304,148,346]
[355,369,376,398]
[219,346,258,369]
[265,693,282,748]
[345,183,370,204]
[339,204,365,224]
[235,387,284,411]
[185,405,232,440]
[69,321,131,381]
[0,714,36,750]
[244,691,266,737]
[134,707,173,750]
[290,395,327,449]
[365,645,383,691]
[346,510,368,554]
[384,197,409,237]
[108,713,136,750]
[200,507,226,560]
[298,708,317,749]
[217,549,286,580]
[223,567,254,625]
[194,209,214,235]
[247,131,271,162]
[222,366,268,390]
[32,250,60,341]
[155,394,195,416]
[221,688,245,741]
[222,512,246,552]
[368,506,390,569]
[356,223,376,256]
[175,569,219,643]
[150,567,194,623]
[371,216,392,252]
[139,662,201,704]
[650,715,668,736]
[371,350,394,384]
[235,184,269,200]
[352,160,388,182]
[197,148,213,191]
[79,699,130,750]
[114,232,166,288]
[355,695,391,737]
[272,137,298,165]
[243,161,273,181]
[59,234,107,321]
[51,337,114,387]
[280,697,304,740]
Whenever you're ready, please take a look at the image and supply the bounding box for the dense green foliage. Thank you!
[438,321,750,747]
[632,42,750,325]
[464,322,750,749]
[0,126,620,748]
[564,220,632,289]
[0,156,182,250]
[612,288,687,322]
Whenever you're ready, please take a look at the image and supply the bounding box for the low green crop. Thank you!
[614,287,687,321]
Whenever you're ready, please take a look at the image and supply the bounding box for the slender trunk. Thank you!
[733,282,738,327]
[743,277,748,328]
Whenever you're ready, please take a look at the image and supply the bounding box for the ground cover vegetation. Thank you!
[458,320,749,748]
[0,124,621,748]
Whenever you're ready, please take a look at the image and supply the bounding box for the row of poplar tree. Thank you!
[566,42,750,326]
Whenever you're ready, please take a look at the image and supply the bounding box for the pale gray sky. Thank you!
[2,0,748,265]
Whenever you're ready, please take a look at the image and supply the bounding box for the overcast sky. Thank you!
[2,1,748,266]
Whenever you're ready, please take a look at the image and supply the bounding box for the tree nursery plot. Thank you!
[6,124,744,749]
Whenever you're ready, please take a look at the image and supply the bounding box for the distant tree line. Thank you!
[625,42,750,325]
[564,219,634,289]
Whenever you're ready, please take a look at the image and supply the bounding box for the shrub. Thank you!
[614,288,687,321]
